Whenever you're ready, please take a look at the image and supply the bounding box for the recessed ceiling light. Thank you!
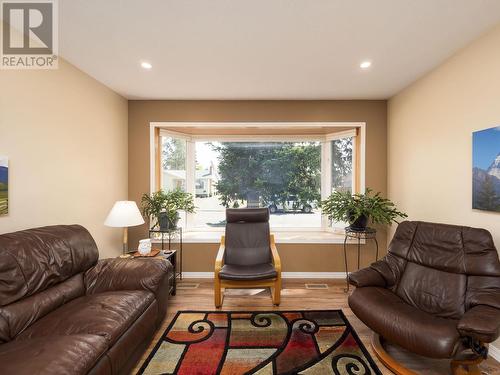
[360,61,372,69]
[140,61,152,70]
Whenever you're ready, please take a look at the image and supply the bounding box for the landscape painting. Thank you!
[473,126,500,212]
[0,157,7,215]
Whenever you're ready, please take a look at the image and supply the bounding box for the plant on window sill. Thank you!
[141,189,195,230]
[320,188,407,231]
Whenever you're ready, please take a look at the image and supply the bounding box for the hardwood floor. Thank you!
[132,279,500,375]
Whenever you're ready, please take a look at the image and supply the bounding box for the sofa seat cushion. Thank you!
[348,286,460,358]
[0,334,108,375]
[17,290,155,347]
[219,263,277,281]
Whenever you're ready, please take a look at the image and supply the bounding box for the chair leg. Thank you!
[272,278,281,306]
[214,278,222,308]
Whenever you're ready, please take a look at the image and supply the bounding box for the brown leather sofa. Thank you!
[0,225,172,375]
[348,221,500,371]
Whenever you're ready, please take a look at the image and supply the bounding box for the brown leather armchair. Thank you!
[214,208,281,307]
[348,221,500,375]
[0,225,172,375]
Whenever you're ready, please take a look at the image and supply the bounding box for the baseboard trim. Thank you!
[181,272,346,279]
[282,272,346,279]
[489,343,500,362]
[182,272,214,278]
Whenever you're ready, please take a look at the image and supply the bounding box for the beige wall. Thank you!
[0,52,128,258]
[388,24,500,349]
[128,100,387,272]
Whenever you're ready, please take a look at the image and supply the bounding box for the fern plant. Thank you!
[320,188,407,227]
[141,189,195,229]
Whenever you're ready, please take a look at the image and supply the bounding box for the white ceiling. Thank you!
[59,0,500,100]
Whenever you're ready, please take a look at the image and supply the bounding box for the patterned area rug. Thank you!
[138,310,381,375]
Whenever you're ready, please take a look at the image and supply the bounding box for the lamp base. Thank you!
[122,227,129,255]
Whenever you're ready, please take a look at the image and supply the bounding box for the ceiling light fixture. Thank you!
[360,61,372,69]
[140,61,152,70]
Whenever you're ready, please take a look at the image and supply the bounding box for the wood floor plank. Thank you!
[131,279,500,375]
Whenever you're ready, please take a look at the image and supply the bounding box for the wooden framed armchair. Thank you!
[214,208,281,308]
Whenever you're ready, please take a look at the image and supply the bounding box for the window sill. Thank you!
[172,230,356,244]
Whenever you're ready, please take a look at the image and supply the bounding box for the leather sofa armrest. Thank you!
[348,267,386,288]
[85,257,172,296]
[457,305,500,343]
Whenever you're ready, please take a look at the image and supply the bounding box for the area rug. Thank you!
[138,310,381,375]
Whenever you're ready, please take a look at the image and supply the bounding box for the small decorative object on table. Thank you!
[320,188,407,292]
[138,238,152,255]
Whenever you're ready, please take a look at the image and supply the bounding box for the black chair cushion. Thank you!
[219,263,277,281]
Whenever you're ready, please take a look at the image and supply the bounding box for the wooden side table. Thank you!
[343,227,378,292]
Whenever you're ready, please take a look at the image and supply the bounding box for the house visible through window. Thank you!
[154,125,362,231]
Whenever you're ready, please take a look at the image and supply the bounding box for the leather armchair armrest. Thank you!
[84,257,172,296]
[458,305,500,343]
[348,267,386,288]
[270,234,281,274]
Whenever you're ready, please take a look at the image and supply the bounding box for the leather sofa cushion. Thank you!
[17,290,155,347]
[349,286,460,358]
[0,334,108,375]
[219,263,277,281]
[0,225,98,306]
[0,273,85,342]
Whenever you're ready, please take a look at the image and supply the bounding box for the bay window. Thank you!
[152,124,364,232]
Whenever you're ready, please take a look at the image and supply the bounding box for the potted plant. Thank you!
[141,189,195,230]
[320,188,407,230]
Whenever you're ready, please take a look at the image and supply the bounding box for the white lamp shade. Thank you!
[104,201,145,227]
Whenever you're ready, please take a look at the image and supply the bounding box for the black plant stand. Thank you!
[149,227,183,281]
[343,227,378,292]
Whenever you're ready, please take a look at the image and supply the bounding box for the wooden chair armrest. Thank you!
[215,235,225,275]
[270,234,281,273]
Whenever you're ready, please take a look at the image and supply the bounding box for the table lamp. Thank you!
[104,201,145,255]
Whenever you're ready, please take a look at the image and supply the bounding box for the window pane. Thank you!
[193,141,226,228]
[194,141,322,228]
[161,136,187,192]
[331,137,353,193]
